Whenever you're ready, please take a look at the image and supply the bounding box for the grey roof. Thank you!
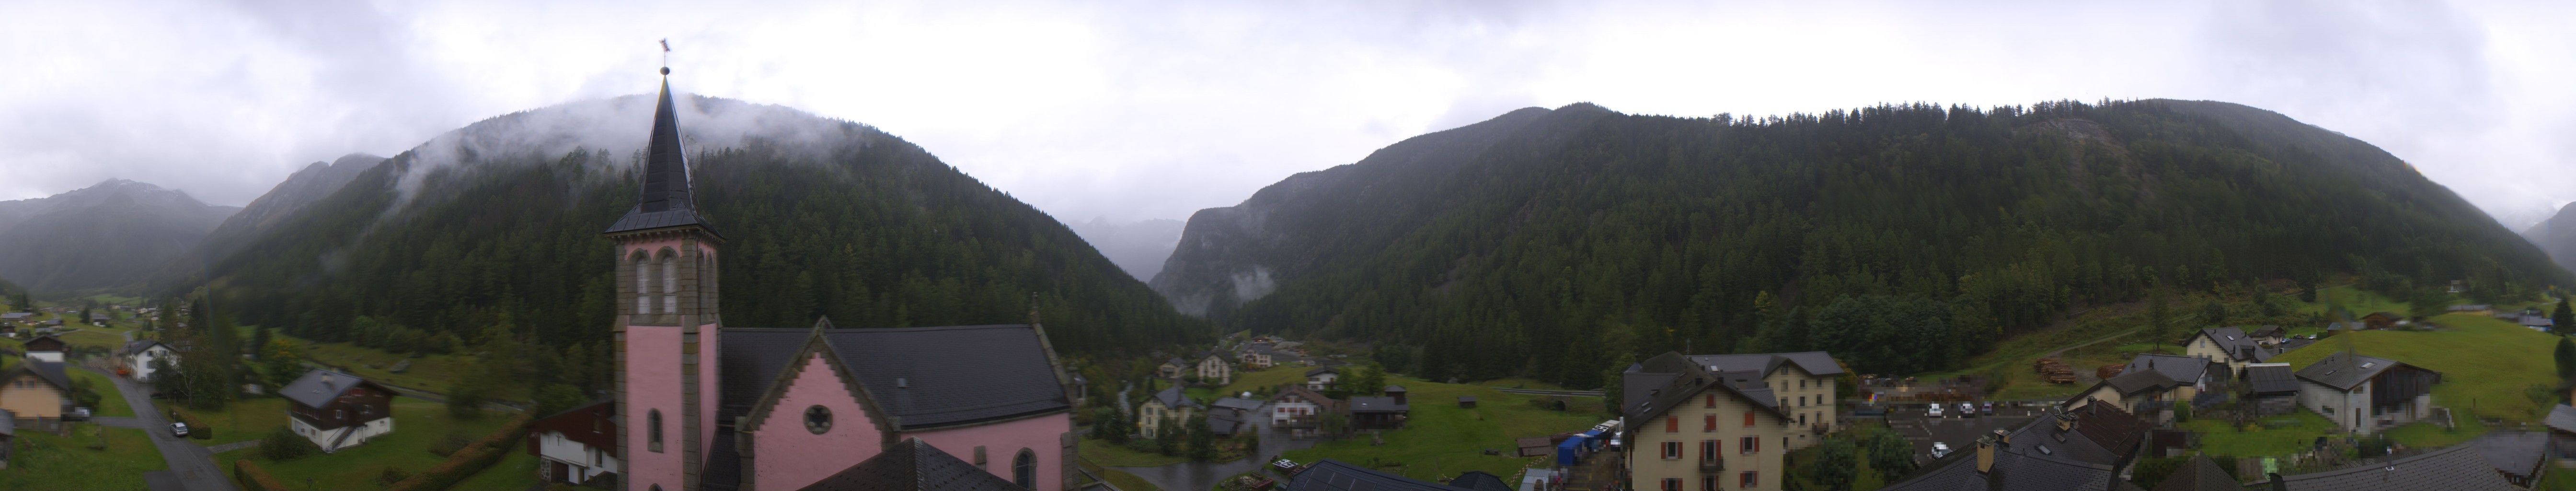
[2547,404,2576,434]
[604,75,718,238]
[2274,444,2517,491]
[1620,352,1790,435]
[2293,352,2422,391]
[1285,459,1455,491]
[1348,396,1407,413]
[1448,471,1513,491]
[1208,409,1250,436]
[721,324,1072,430]
[2243,364,2300,394]
[2468,432,2552,479]
[121,339,170,356]
[1210,397,1264,412]
[1166,357,1187,366]
[0,313,27,320]
[279,369,377,409]
[2195,327,2281,362]
[1881,404,2146,491]
[4,361,69,394]
[1682,351,1847,376]
[1383,385,1404,392]
[1305,366,1339,376]
[1151,386,1202,410]
[2124,354,2208,386]
[795,438,1024,491]
[2102,370,2181,395]
[2151,455,2238,491]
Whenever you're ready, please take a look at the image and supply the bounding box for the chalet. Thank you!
[2520,314,2557,331]
[85,312,107,326]
[2241,363,2300,415]
[19,335,63,363]
[1195,354,1232,385]
[1303,366,1341,391]
[1208,397,1263,437]
[1267,385,1339,435]
[1624,351,1844,450]
[2294,352,2438,435]
[1138,386,1201,439]
[0,313,27,324]
[527,399,619,485]
[2447,304,2494,316]
[2183,327,2286,374]
[2360,311,2405,330]
[1159,357,1190,379]
[0,325,13,337]
[0,361,71,432]
[1878,403,2147,491]
[118,340,175,382]
[2264,444,2515,491]
[2063,370,2184,417]
[2246,325,2287,343]
[2467,432,2553,488]
[1347,395,1407,431]
[795,438,1026,491]
[281,369,396,452]
[2151,455,2238,491]
[2547,405,2576,465]
[1236,344,1275,370]
[1620,352,1796,491]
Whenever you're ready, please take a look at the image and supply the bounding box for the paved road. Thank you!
[91,366,239,491]
[1112,402,1321,491]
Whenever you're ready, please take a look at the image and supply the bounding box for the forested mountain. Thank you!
[194,153,385,261]
[1153,99,2568,387]
[192,94,1204,355]
[2520,202,2576,273]
[0,179,239,292]
[1070,217,1185,280]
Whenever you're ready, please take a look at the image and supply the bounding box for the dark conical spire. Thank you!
[603,64,720,238]
[638,71,693,213]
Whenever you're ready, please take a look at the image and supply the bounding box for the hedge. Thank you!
[170,409,212,440]
[385,411,535,491]
[234,459,287,491]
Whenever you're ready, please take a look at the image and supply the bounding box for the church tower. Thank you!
[606,63,724,491]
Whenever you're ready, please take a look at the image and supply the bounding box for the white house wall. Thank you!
[294,415,396,452]
[538,430,620,483]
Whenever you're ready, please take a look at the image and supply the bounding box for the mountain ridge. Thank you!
[0,179,239,292]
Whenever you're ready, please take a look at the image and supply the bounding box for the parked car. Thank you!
[1981,402,1996,415]
[1931,442,1952,458]
[1958,403,1976,417]
[1927,403,1944,418]
[65,408,89,421]
[169,422,190,437]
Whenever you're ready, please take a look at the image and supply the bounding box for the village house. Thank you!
[282,369,396,452]
[1137,386,1201,439]
[85,312,107,326]
[118,339,175,382]
[1878,402,2148,491]
[0,361,70,432]
[1626,351,1844,450]
[2547,404,2576,466]
[1304,366,1341,391]
[2467,431,2553,488]
[1236,343,1276,370]
[1267,385,1339,437]
[2063,353,2212,421]
[2240,363,2300,415]
[1208,397,1263,437]
[1620,352,1797,491]
[527,399,619,486]
[19,335,64,363]
[1195,353,1232,385]
[602,66,1079,491]
[2295,352,2438,435]
[2183,327,2286,374]
[2264,443,2515,491]
[1159,357,1190,379]
[1348,386,1408,431]
[2447,304,2494,316]
[2359,311,2406,330]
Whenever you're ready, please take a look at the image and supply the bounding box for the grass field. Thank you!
[2182,411,2337,456]
[1279,374,1604,481]
[2303,286,2413,317]
[1099,468,1162,491]
[0,426,165,491]
[251,397,522,491]
[1081,437,1188,467]
[1218,365,1323,397]
[449,437,544,491]
[289,334,475,396]
[2268,313,2560,424]
[69,368,134,417]
[57,328,128,350]
[176,397,293,445]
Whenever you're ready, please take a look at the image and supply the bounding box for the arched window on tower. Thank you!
[648,409,664,453]
[632,251,652,315]
[1013,448,1037,488]
[660,251,678,314]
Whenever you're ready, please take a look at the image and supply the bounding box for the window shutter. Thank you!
[1703,414,1715,432]
[1703,394,1715,408]
[1744,411,1756,427]
[1666,417,1678,433]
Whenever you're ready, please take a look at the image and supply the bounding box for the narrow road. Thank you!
[1111,400,1321,491]
[91,366,239,491]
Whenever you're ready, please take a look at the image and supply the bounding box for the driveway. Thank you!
[1112,402,1321,491]
[90,366,238,491]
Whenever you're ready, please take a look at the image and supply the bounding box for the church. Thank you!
[606,64,1076,491]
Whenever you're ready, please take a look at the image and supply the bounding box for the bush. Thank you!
[428,431,473,457]
[234,460,288,491]
[384,412,534,491]
[259,427,322,462]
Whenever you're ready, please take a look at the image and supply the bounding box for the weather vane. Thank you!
[659,38,672,75]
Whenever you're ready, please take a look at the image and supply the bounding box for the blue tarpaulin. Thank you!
[1556,430,1604,467]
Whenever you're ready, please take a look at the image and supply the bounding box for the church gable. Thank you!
[744,341,895,491]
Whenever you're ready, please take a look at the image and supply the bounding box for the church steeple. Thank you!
[604,62,719,238]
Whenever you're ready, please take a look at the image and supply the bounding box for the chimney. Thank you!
[1975,433,2000,474]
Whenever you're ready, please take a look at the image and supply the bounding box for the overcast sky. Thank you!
[4,0,2572,227]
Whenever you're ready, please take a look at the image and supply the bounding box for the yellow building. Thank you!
[1136,386,1200,439]
[0,361,70,432]
[1622,352,1796,491]
[1628,351,1844,450]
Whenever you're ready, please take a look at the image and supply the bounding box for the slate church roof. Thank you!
[720,321,1072,430]
[604,68,719,238]
[795,438,1024,491]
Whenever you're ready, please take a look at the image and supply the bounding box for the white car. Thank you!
[1958,403,1977,417]
[1927,404,1944,418]
[1931,442,1952,458]
[169,422,190,437]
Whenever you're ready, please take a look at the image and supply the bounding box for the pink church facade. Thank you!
[606,65,1077,491]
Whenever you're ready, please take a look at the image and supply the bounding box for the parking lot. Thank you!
[1879,401,2048,464]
